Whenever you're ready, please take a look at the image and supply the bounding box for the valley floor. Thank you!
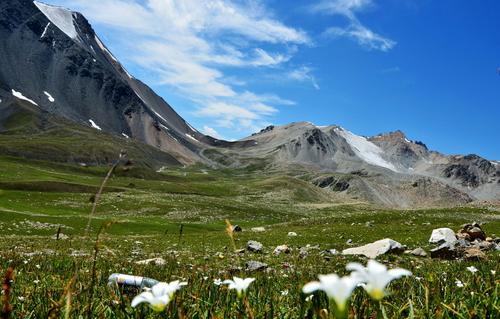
[0,156,498,318]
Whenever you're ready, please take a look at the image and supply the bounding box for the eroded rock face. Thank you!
[429,228,457,245]
[342,238,405,259]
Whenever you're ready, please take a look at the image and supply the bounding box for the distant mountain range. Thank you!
[0,0,498,207]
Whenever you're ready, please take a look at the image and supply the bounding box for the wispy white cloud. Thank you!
[311,0,396,52]
[51,0,310,134]
[202,125,224,139]
[287,66,320,90]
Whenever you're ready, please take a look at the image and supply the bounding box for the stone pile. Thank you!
[429,222,499,260]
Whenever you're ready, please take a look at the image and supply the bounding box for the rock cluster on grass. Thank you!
[429,222,499,260]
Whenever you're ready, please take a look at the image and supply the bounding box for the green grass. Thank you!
[0,155,498,318]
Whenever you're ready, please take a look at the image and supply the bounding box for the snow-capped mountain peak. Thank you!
[34,1,81,43]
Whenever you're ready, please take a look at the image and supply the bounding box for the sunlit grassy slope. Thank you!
[0,155,498,318]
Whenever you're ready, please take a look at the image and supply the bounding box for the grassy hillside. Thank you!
[0,154,498,317]
[0,99,180,168]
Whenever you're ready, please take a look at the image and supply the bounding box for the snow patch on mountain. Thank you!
[335,127,397,172]
[88,119,101,131]
[186,122,198,132]
[34,2,80,42]
[185,133,197,142]
[43,91,55,102]
[40,22,51,38]
[11,89,38,106]
[95,36,117,62]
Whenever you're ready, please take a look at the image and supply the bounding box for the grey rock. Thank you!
[287,232,298,237]
[299,247,309,259]
[251,227,266,233]
[430,243,458,259]
[135,258,166,266]
[232,225,242,232]
[245,260,268,272]
[472,240,494,251]
[273,245,291,256]
[247,240,263,253]
[409,247,427,257]
[342,238,405,259]
[322,249,339,256]
[462,247,487,261]
[51,233,69,240]
[429,228,457,245]
[456,239,471,248]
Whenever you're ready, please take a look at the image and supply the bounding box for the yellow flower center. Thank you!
[369,288,385,301]
[151,303,167,312]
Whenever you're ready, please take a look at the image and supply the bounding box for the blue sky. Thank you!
[44,0,500,159]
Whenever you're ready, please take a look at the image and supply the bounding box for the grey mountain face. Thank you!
[0,0,220,165]
[0,1,498,207]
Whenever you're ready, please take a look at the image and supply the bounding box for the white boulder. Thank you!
[429,228,457,245]
[342,238,405,258]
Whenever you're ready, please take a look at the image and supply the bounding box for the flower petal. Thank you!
[302,281,322,294]
[152,282,169,297]
[388,268,412,280]
[131,292,154,308]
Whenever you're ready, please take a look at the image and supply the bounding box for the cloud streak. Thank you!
[49,0,311,134]
[312,0,396,52]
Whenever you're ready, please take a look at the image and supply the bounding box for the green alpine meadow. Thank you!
[1,0,499,318]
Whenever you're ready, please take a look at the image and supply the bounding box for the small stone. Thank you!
[235,249,245,254]
[429,228,457,245]
[247,240,263,253]
[463,247,487,261]
[346,239,353,244]
[273,245,291,256]
[456,239,471,248]
[251,227,266,232]
[288,232,298,237]
[409,247,427,257]
[342,238,405,259]
[485,237,493,242]
[322,249,338,255]
[473,240,494,251]
[135,258,166,266]
[245,260,268,272]
[299,247,309,259]
[456,231,471,241]
[232,225,242,232]
[467,227,486,240]
[52,233,69,240]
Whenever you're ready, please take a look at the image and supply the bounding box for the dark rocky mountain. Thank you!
[0,0,224,165]
[0,0,498,207]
